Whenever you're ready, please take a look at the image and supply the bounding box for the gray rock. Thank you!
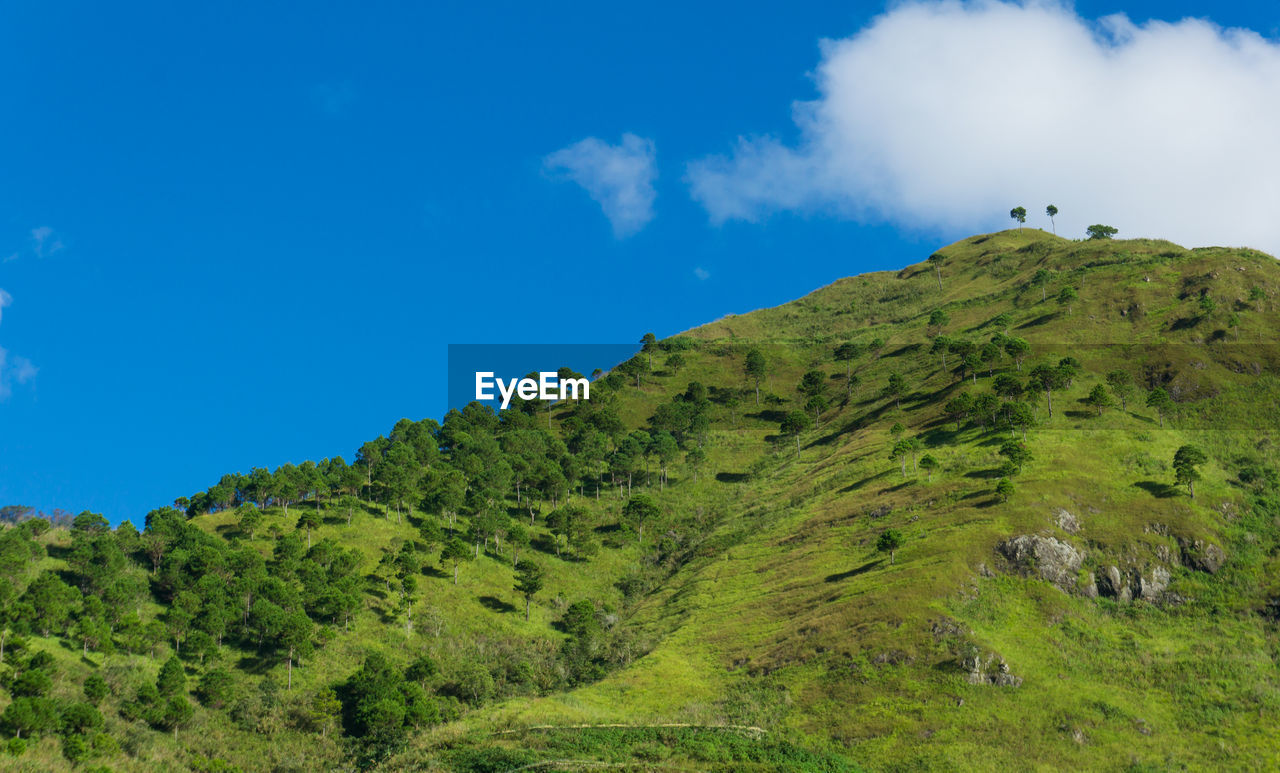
[1053,508,1081,534]
[1097,565,1132,602]
[1179,538,1226,574]
[1079,572,1099,599]
[1097,564,1171,603]
[1138,566,1171,600]
[997,535,1083,593]
[966,653,1023,687]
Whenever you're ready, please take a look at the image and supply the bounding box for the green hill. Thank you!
[3,229,1279,772]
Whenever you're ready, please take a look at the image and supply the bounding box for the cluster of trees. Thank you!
[1007,204,1116,241]
[0,646,118,762]
[0,332,733,763]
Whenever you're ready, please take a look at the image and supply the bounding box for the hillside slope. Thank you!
[392,230,1280,770]
[2,229,1279,772]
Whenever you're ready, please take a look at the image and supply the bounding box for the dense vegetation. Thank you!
[3,228,1280,771]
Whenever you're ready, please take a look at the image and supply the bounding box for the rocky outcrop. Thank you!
[1178,538,1225,574]
[1094,564,1171,602]
[997,535,1083,593]
[1053,508,1081,534]
[965,653,1022,687]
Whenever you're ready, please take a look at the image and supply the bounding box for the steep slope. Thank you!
[390,230,1280,770]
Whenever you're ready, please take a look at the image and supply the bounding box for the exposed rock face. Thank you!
[1095,564,1170,602]
[997,535,1083,593]
[1179,538,1226,574]
[1138,567,1171,600]
[965,653,1022,687]
[1096,565,1131,602]
[1053,508,1081,534]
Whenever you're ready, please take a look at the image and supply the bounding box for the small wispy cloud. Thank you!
[30,226,64,258]
[0,290,35,400]
[0,346,37,400]
[312,81,355,115]
[693,267,711,280]
[544,134,657,238]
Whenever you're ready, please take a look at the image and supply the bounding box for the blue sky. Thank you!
[2,1,1278,524]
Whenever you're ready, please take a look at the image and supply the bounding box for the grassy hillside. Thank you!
[3,229,1279,772]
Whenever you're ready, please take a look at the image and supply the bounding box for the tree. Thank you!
[2,697,59,739]
[83,673,109,705]
[441,538,472,585]
[337,494,361,526]
[744,348,766,405]
[296,509,321,549]
[944,393,973,430]
[1045,204,1058,234]
[919,454,938,482]
[999,440,1032,474]
[513,559,544,621]
[1173,445,1207,498]
[780,410,811,458]
[995,478,1015,503]
[1057,286,1078,314]
[1027,362,1068,417]
[928,309,950,332]
[237,504,262,539]
[889,439,911,477]
[931,335,953,369]
[1032,269,1051,302]
[157,655,185,697]
[834,342,863,379]
[665,353,685,374]
[1086,224,1118,240]
[993,373,1024,401]
[877,529,905,565]
[60,702,103,735]
[990,312,1012,333]
[798,369,826,398]
[405,655,439,690]
[1004,401,1036,441]
[640,333,658,369]
[162,695,194,741]
[621,494,660,545]
[927,253,945,289]
[882,373,907,409]
[686,447,706,484]
[1146,387,1174,428]
[1009,206,1027,231]
[1083,384,1112,416]
[1105,369,1134,410]
[280,609,313,689]
[805,394,829,425]
[507,523,529,565]
[197,668,235,709]
[617,355,646,388]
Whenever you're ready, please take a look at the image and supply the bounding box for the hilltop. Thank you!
[2,229,1279,772]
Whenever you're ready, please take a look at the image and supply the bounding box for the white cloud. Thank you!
[687,1,1280,255]
[545,134,657,238]
[0,290,35,400]
[30,226,64,258]
[693,266,711,280]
